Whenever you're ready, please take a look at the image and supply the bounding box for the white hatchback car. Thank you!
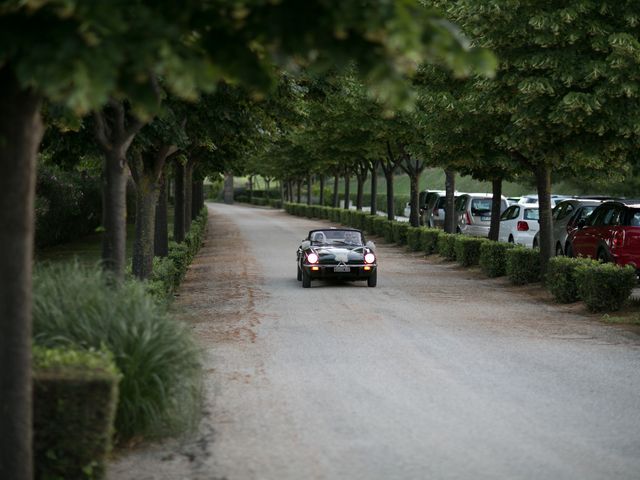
[498,203,540,248]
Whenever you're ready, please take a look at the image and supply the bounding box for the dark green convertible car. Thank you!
[296,228,377,288]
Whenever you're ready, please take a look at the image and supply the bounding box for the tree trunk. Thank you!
[307,174,312,205]
[101,149,128,278]
[192,179,203,219]
[343,174,351,210]
[319,176,325,206]
[0,67,43,480]
[488,177,503,241]
[184,160,194,233]
[356,172,367,211]
[223,172,234,204]
[132,176,160,279]
[173,162,186,243]
[154,172,169,257]
[444,169,457,233]
[536,163,553,274]
[296,180,301,203]
[409,173,420,227]
[385,170,395,221]
[370,164,378,215]
[332,174,340,207]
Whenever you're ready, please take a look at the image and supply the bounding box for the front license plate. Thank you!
[334,265,351,273]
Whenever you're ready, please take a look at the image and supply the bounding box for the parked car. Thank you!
[422,191,463,228]
[567,200,640,269]
[297,228,378,288]
[517,194,571,208]
[498,203,540,247]
[531,199,603,254]
[506,197,521,206]
[456,193,509,237]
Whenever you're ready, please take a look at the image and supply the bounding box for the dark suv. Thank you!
[568,200,640,269]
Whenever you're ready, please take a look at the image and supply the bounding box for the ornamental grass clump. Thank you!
[33,262,203,442]
[574,261,637,312]
[454,236,487,267]
[505,246,541,285]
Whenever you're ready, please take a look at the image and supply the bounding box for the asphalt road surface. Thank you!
[108,203,640,480]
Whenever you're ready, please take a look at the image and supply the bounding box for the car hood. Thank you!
[314,245,367,264]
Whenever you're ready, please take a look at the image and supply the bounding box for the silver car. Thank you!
[532,199,603,254]
[422,191,463,228]
[456,193,509,237]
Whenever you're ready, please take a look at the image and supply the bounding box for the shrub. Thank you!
[506,246,541,285]
[479,241,515,278]
[372,216,390,237]
[35,165,102,248]
[454,236,487,267]
[421,228,442,255]
[33,346,120,480]
[545,256,593,303]
[438,233,457,260]
[574,261,637,312]
[339,209,350,225]
[407,227,425,251]
[33,263,203,442]
[392,222,410,245]
[363,214,377,235]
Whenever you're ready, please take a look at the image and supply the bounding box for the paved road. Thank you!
[109,203,640,480]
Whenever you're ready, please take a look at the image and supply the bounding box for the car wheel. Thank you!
[532,238,538,249]
[297,265,302,281]
[565,243,574,258]
[555,243,564,256]
[597,248,610,263]
[302,268,311,288]
[367,270,377,288]
[508,235,514,244]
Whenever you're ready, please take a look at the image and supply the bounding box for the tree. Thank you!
[445,0,640,270]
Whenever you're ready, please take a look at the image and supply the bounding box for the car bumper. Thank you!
[303,264,377,280]
[514,231,538,248]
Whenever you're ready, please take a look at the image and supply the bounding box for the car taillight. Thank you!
[465,212,472,225]
[307,252,319,264]
[613,230,625,248]
[517,221,529,232]
[364,253,376,264]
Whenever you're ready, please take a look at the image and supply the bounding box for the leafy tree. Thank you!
[444,0,640,269]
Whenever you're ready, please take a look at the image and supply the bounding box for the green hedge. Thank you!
[392,222,410,245]
[546,256,593,303]
[407,227,424,251]
[575,261,637,312]
[479,241,515,278]
[421,229,442,255]
[148,207,208,300]
[454,236,487,267]
[33,346,120,480]
[438,233,457,260]
[506,247,541,285]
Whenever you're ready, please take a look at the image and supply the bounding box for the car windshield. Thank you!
[524,209,539,220]
[310,230,363,246]
[471,199,492,215]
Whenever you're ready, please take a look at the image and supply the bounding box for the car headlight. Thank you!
[364,253,375,264]
[307,252,319,264]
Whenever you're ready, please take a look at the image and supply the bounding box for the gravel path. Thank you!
[108,203,640,480]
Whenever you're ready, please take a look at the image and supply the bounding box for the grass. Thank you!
[36,208,175,265]
[602,313,640,325]
[32,262,203,442]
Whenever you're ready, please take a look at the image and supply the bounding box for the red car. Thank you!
[568,200,640,269]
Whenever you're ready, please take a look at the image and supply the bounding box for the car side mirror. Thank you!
[366,240,376,252]
[301,240,311,249]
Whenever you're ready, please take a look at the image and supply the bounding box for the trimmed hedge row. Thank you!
[147,207,208,300]
[33,346,120,480]
[283,202,637,311]
[236,195,282,209]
